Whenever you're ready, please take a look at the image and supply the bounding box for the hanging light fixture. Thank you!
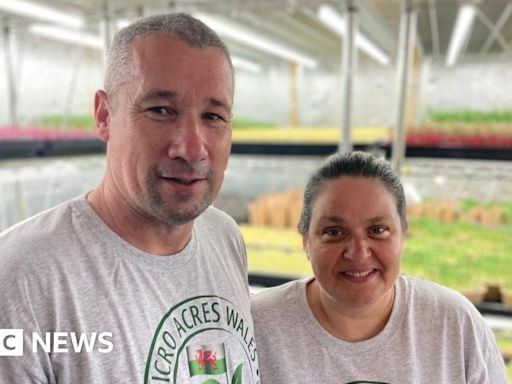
[317,4,390,66]
[446,3,476,66]
[0,0,83,28]
[195,13,318,69]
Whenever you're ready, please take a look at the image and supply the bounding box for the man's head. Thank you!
[94,14,234,227]
[104,13,233,106]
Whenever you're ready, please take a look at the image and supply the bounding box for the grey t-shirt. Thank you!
[251,276,507,384]
[0,196,260,384]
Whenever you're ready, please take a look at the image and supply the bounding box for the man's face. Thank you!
[96,34,233,225]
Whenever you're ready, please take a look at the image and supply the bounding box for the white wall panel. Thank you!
[422,55,512,113]
[1,38,511,128]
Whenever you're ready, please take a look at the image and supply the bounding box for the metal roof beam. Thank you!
[477,3,512,55]
[358,0,398,57]
[428,0,440,57]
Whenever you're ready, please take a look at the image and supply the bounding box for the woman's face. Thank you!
[304,176,405,311]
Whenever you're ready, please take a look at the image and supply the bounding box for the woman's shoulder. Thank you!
[402,276,482,322]
[251,278,309,317]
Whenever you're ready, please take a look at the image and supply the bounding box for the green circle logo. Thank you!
[144,295,259,384]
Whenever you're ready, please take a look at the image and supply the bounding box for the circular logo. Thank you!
[144,295,260,384]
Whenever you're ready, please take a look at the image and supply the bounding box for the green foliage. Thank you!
[232,117,277,130]
[428,110,512,123]
[496,332,512,351]
[401,217,512,291]
[458,199,512,219]
[33,114,95,131]
[499,200,512,218]
[460,198,486,211]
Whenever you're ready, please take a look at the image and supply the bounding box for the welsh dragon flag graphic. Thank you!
[187,343,227,377]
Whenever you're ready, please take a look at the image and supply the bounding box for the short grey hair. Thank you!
[104,13,233,99]
[298,151,408,235]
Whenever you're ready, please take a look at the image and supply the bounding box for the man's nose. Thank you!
[167,114,207,163]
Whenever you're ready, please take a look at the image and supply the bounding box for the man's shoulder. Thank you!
[197,205,239,233]
[0,197,84,267]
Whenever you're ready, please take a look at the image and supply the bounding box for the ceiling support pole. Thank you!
[392,0,416,176]
[3,20,17,126]
[339,0,357,154]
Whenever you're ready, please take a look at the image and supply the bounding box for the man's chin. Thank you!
[150,199,212,225]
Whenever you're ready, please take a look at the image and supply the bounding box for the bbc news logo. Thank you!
[0,329,113,356]
[0,329,23,356]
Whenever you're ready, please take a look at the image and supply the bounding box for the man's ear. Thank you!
[94,90,110,142]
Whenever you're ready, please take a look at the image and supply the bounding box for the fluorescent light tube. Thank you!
[116,19,131,30]
[232,56,262,73]
[0,0,83,28]
[446,4,476,66]
[355,32,390,66]
[195,13,317,69]
[318,4,390,66]
[29,24,102,49]
[30,23,262,74]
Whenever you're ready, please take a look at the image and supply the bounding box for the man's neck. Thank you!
[86,185,194,256]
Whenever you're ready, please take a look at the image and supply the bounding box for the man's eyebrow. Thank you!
[136,90,177,104]
[135,91,231,112]
[208,97,232,113]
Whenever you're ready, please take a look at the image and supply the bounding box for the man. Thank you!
[0,14,260,383]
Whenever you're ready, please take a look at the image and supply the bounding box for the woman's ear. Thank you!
[94,90,110,142]
[303,236,310,261]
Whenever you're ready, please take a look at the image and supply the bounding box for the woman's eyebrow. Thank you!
[366,215,392,224]
[317,215,392,224]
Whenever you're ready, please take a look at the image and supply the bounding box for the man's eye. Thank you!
[203,112,224,122]
[147,107,169,115]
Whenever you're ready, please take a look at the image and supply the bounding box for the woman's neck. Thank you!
[306,279,395,342]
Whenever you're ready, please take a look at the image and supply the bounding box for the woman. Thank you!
[251,152,507,383]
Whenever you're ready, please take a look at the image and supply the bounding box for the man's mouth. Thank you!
[164,177,203,185]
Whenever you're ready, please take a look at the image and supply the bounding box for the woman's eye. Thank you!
[370,226,389,236]
[322,228,343,239]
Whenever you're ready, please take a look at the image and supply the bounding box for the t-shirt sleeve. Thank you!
[473,321,508,384]
[0,250,53,383]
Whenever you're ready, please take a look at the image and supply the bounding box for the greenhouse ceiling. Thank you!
[1,0,512,68]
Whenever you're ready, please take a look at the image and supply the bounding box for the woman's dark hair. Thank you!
[298,151,408,235]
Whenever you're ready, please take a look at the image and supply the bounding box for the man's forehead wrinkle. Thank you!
[210,98,230,108]
[136,90,178,103]
[208,97,232,113]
